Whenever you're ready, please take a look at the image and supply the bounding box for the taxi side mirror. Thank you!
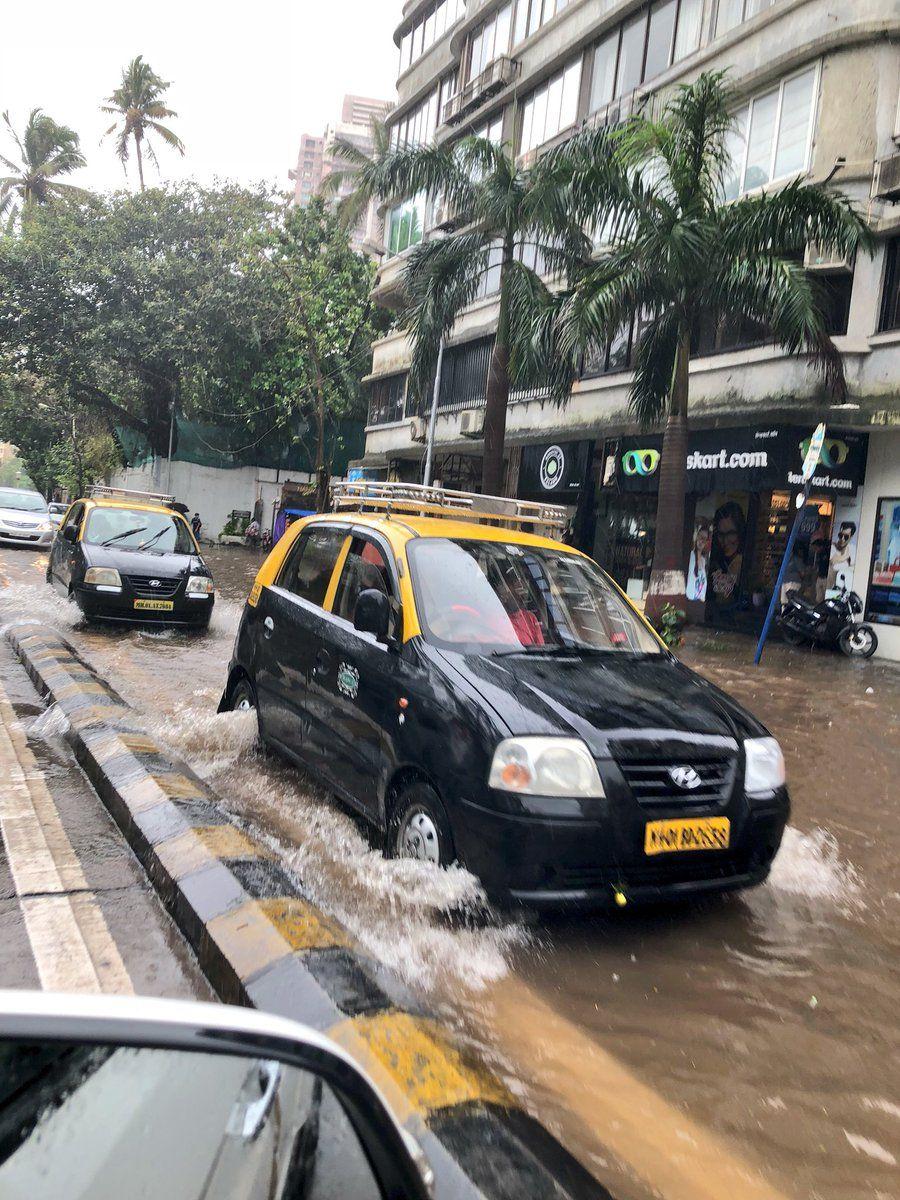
[354,588,391,642]
[61,526,77,543]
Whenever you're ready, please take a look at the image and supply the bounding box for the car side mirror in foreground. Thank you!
[0,991,432,1200]
[61,526,77,543]
[354,588,392,642]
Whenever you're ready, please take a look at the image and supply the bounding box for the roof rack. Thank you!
[331,481,568,535]
[89,485,176,505]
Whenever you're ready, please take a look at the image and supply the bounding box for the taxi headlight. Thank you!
[186,575,214,596]
[489,737,605,798]
[744,737,785,796]
[84,567,121,589]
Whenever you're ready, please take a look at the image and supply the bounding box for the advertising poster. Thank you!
[707,494,748,616]
[867,497,900,626]
[686,497,716,603]
[827,492,863,596]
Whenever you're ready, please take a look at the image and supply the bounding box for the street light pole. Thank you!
[422,340,444,488]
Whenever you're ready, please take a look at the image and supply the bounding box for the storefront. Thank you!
[594,424,869,629]
[855,429,900,661]
[517,440,596,544]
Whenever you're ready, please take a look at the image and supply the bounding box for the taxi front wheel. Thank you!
[389,783,456,868]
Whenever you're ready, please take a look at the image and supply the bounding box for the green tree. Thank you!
[248,199,382,510]
[0,109,87,230]
[0,183,281,457]
[102,56,184,191]
[546,72,872,619]
[330,131,586,495]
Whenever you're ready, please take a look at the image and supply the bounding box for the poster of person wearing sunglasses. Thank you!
[826,496,862,596]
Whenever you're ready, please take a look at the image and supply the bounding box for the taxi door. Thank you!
[308,533,403,818]
[253,524,347,757]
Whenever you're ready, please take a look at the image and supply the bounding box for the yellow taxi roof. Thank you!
[310,511,577,554]
[83,497,186,518]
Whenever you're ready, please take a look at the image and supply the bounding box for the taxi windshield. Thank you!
[84,507,195,554]
[408,538,661,655]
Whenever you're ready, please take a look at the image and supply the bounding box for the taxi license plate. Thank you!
[644,817,730,856]
[133,599,174,612]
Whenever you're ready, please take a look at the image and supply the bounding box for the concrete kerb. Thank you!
[6,623,611,1200]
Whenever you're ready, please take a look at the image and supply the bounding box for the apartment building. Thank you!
[361,0,900,658]
[290,95,392,251]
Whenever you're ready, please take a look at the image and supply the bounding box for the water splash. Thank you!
[767,826,861,907]
[27,703,70,740]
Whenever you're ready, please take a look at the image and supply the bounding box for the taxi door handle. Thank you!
[263,616,274,638]
[313,648,330,675]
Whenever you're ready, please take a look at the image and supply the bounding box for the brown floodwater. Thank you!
[1,543,897,1200]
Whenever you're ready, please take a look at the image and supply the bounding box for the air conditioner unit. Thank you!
[459,409,484,438]
[409,416,427,443]
[804,243,854,273]
[874,152,900,200]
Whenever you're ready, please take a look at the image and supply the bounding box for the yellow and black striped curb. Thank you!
[7,623,610,1200]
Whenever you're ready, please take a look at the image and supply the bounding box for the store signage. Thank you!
[616,426,867,496]
[520,440,594,502]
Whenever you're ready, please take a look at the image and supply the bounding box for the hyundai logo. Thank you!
[148,579,162,588]
[668,765,702,790]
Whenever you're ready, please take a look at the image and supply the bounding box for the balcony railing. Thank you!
[443,56,520,125]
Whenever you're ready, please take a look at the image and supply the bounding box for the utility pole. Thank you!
[165,399,176,495]
[423,340,444,488]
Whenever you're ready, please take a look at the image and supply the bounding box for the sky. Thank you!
[1,0,400,195]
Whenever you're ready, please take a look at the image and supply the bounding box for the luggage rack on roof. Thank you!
[89,485,177,506]
[331,481,568,535]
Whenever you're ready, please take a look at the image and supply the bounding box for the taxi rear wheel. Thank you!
[230,678,257,713]
[389,783,455,868]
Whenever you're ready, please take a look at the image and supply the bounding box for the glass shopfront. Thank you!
[595,425,868,626]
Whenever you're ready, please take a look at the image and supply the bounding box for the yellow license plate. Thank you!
[133,599,174,611]
[644,817,730,856]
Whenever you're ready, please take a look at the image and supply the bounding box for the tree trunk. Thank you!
[313,357,329,513]
[480,238,514,497]
[644,327,691,625]
[135,134,145,192]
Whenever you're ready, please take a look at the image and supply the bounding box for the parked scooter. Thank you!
[778,587,878,658]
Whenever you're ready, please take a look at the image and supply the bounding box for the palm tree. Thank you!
[102,56,184,191]
[328,128,587,495]
[0,109,87,229]
[545,72,872,620]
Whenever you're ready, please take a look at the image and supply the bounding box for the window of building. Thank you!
[723,66,818,199]
[438,71,458,123]
[512,0,573,45]
[715,0,776,39]
[368,374,408,426]
[438,337,494,410]
[520,58,581,155]
[587,0,703,120]
[819,271,853,337]
[390,88,440,149]
[877,237,900,332]
[386,193,428,255]
[400,0,466,74]
[466,3,513,83]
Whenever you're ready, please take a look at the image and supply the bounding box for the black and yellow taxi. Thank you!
[48,486,215,628]
[220,483,788,909]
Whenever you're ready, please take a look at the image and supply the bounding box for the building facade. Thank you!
[290,94,392,251]
[362,0,900,658]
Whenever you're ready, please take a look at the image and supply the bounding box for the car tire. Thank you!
[229,676,257,713]
[389,782,456,868]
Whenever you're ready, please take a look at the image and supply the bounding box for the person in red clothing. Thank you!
[498,563,545,647]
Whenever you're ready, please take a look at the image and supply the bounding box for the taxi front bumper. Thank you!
[454,791,789,910]
[74,584,214,626]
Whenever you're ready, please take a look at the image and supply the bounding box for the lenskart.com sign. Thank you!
[617,426,867,495]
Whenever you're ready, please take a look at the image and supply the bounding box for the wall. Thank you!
[855,430,900,662]
[110,460,315,543]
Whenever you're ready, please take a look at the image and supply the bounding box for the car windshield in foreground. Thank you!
[408,537,661,655]
[0,491,47,514]
[84,507,195,554]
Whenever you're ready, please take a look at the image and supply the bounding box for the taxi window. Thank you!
[63,503,84,534]
[278,525,346,608]
[333,538,395,624]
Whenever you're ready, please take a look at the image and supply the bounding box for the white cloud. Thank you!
[1,0,399,195]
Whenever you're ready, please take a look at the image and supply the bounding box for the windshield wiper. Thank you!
[100,526,147,546]
[139,528,169,551]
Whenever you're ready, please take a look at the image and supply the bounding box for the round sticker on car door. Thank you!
[337,662,359,700]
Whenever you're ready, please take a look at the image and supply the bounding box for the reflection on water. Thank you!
[2,548,898,1200]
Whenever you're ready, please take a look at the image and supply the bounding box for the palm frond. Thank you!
[628,308,681,426]
[718,179,874,260]
[148,122,185,154]
[505,261,578,403]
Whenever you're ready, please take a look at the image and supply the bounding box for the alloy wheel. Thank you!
[398,809,441,864]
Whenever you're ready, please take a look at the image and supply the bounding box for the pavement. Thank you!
[0,637,212,1000]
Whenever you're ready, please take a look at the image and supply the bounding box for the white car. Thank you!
[0,487,55,548]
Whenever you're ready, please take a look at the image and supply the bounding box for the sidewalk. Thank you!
[0,639,211,999]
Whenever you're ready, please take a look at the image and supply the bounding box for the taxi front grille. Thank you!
[612,743,736,810]
[125,574,181,598]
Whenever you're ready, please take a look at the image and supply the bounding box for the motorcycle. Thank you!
[777,587,878,658]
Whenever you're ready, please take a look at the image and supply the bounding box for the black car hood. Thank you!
[435,648,765,753]
[81,544,208,578]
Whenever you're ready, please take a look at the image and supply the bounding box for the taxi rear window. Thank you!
[408,538,660,655]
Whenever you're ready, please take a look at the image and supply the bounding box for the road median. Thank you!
[6,622,609,1200]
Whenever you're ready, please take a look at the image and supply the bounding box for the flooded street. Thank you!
[2,543,897,1200]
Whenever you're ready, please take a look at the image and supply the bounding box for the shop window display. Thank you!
[866,497,900,626]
